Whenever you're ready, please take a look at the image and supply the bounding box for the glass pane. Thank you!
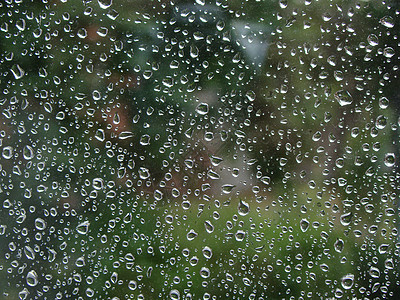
[1,0,399,298]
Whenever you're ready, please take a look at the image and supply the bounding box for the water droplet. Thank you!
[207,170,220,180]
[24,246,35,260]
[77,28,87,39]
[320,263,329,272]
[378,244,389,254]
[93,178,104,190]
[335,90,353,106]
[340,212,352,226]
[369,266,380,278]
[169,289,180,300]
[238,200,249,216]
[221,184,235,194]
[245,90,256,102]
[119,131,134,140]
[380,16,394,28]
[76,221,90,235]
[97,27,108,37]
[200,267,210,278]
[367,34,379,46]
[385,258,394,269]
[334,238,344,253]
[383,47,395,58]
[98,0,113,9]
[95,129,105,142]
[154,189,163,201]
[140,134,151,145]
[235,230,246,241]
[187,230,198,241]
[26,270,38,287]
[202,246,213,259]
[139,167,150,179]
[11,64,25,79]
[23,145,34,160]
[18,288,29,300]
[2,146,13,159]
[195,0,205,6]
[204,220,214,233]
[35,218,47,230]
[260,176,270,185]
[196,103,209,115]
[341,274,354,290]
[210,155,223,166]
[75,256,85,267]
[300,219,309,232]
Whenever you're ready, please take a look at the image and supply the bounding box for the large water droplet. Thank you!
[98,0,113,9]
[26,270,38,287]
[202,246,213,259]
[235,230,246,241]
[341,274,354,290]
[238,200,249,216]
[204,220,214,233]
[300,219,309,232]
[335,90,353,106]
[11,64,25,79]
[76,221,90,235]
[334,238,344,253]
[195,103,209,115]
[2,146,13,159]
[187,229,198,241]
[35,218,47,230]
[369,266,380,278]
[380,16,394,28]
[340,212,352,226]
[221,184,235,194]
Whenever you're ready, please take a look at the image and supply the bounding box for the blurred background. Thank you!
[0,0,399,298]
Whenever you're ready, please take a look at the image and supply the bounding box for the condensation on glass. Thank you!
[0,0,399,299]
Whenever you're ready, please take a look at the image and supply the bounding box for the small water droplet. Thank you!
[207,170,220,180]
[93,178,104,190]
[75,256,85,267]
[95,129,105,142]
[378,244,389,254]
[140,134,151,145]
[24,246,35,260]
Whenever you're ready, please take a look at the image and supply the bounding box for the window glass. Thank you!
[0,0,399,298]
